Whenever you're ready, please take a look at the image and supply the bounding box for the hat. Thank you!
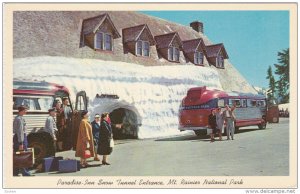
[81,110,88,117]
[94,114,100,118]
[48,108,57,113]
[18,105,28,112]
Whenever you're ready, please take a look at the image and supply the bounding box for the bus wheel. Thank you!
[258,122,267,130]
[194,130,203,136]
[235,127,240,133]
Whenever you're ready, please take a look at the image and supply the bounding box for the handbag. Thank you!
[109,138,114,148]
[13,148,35,168]
[84,149,91,159]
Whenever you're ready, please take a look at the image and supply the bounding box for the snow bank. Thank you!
[13,56,223,139]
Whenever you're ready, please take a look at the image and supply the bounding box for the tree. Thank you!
[274,48,289,103]
[266,66,276,100]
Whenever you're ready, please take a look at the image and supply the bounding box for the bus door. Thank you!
[72,91,88,149]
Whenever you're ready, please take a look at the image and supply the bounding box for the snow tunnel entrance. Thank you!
[109,108,138,139]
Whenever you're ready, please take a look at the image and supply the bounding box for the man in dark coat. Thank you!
[208,109,217,142]
[91,114,101,161]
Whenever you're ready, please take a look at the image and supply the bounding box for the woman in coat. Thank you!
[75,110,95,167]
[98,112,113,165]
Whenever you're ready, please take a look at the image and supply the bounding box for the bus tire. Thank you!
[194,130,203,136]
[258,123,266,130]
[258,117,267,129]
[235,127,240,133]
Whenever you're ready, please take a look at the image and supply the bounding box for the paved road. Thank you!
[34,118,289,176]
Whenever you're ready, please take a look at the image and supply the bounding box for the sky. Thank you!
[141,11,289,89]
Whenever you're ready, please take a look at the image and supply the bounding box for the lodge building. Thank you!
[80,13,229,69]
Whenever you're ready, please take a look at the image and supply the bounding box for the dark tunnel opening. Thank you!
[109,108,139,139]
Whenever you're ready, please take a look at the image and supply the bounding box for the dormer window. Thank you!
[194,51,204,65]
[182,38,207,66]
[95,32,112,51]
[122,24,156,58]
[80,13,121,52]
[206,43,228,69]
[168,47,180,62]
[154,32,183,63]
[136,40,150,57]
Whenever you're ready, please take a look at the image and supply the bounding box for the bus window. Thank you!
[241,99,247,107]
[258,100,266,107]
[247,99,257,107]
[229,99,241,107]
[218,99,225,107]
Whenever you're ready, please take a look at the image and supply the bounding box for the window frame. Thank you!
[94,32,113,51]
[168,46,180,62]
[194,51,204,65]
[135,40,150,57]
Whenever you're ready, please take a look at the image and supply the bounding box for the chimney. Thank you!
[190,21,203,34]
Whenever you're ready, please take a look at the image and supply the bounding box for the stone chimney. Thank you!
[190,21,203,34]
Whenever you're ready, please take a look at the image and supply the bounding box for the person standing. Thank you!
[98,112,114,165]
[55,100,64,151]
[223,104,236,140]
[208,109,217,142]
[62,97,72,149]
[75,111,95,168]
[91,114,101,161]
[13,105,32,176]
[215,107,224,141]
[44,108,58,153]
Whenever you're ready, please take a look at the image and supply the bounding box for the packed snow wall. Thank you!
[13,56,223,139]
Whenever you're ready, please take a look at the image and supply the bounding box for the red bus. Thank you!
[178,86,268,136]
[13,80,88,160]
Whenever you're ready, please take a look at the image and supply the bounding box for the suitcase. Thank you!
[43,156,63,172]
[13,148,35,168]
[58,159,78,173]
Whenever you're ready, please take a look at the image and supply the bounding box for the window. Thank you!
[241,99,247,107]
[136,41,150,57]
[229,99,241,107]
[95,32,103,50]
[105,34,112,50]
[168,47,180,62]
[143,41,150,56]
[13,96,54,111]
[77,96,86,111]
[218,99,225,107]
[194,52,204,65]
[247,99,257,107]
[95,32,112,51]
[217,55,224,68]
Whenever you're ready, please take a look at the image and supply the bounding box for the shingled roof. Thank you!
[81,13,121,38]
[122,24,156,45]
[154,32,183,49]
[206,43,229,59]
[182,38,207,55]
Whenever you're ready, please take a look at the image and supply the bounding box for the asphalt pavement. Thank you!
[33,118,289,176]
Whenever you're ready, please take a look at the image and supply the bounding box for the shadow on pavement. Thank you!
[155,135,209,142]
